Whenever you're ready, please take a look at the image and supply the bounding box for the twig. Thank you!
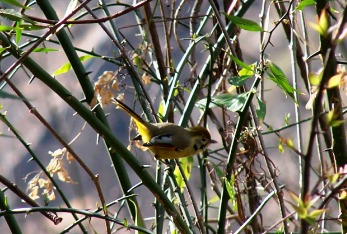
[0,174,62,225]
[174,159,206,234]
[234,185,284,234]
[24,0,151,25]
[0,0,92,84]
[0,206,153,234]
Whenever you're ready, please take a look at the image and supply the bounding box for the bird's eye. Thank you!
[201,138,207,142]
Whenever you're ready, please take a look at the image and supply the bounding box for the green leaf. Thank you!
[15,20,22,44]
[212,93,249,112]
[308,71,322,86]
[238,64,255,75]
[224,177,237,211]
[195,98,219,110]
[278,141,284,153]
[208,195,220,204]
[0,0,30,9]
[0,47,7,53]
[0,25,15,32]
[289,192,306,216]
[19,24,46,31]
[226,15,263,32]
[267,62,298,104]
[294,0,316,11]
[53,54,96,76]
[327,110,345,127]
[54,62,72,76]
[33,48,59,53]
[285,113,290,125]
[309,209,326,219]
[327,73,342,88]
[123,218,128,227]
[210,162,224,179]
[256,96,266,122]
[309,10,328,37]
[229,54,254,71]
[174,157,193,192]
[228,75,252,87]
[0,9,34,24]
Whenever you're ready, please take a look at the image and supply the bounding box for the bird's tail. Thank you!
[113,99,151,139]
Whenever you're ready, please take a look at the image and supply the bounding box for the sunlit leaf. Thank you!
[327,73,343,88]
[157,100,165,120]
[0,0,30,9]
[208,195,220,204]
[0,47,7,53]
[227,62,255,87]
[174,157,193,192]
[285,113,290,125]
[225,15,263,32]
[210,93,249,112]
[53,54,96,76]
[327,109,345,127]
[238,63,256,75]
[309,22,324,35]
[132,53,142,68]
[318,10,328,35]
[309,9,328,37]
[289,192,307,217]
[278,141,284,153]
[267,61,298,104]
[308,71,323,86]
[328,172,340,184]
[0,25,15,31]
[15,20,22,44]
[294,0,316,11]
[282,137,294,149]
[33,48,59,53]
[339,190,347,200]
[123,218,128,227]
[308,209,326,219]
[229,54,254,71]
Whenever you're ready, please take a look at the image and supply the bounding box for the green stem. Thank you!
[0,189,22,234]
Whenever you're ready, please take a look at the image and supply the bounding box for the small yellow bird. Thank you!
[114,99,216,159]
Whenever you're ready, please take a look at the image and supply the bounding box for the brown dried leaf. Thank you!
[28,186,40,200]
[46,157,62,175]
[142,73,151,85]
[57,168,76,184]
[27,175,39,189]
[66,151,74,163]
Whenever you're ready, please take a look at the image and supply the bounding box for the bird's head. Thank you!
[188,126,217,152]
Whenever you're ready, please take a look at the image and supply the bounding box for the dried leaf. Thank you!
[28,186,40,200]
[57,168,76,184]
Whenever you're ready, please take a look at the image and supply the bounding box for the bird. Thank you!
[113,98,216,160]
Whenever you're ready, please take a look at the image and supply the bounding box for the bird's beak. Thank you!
[210,139,218,144]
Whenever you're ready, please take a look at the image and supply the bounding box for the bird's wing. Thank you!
[143,134,183,151]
